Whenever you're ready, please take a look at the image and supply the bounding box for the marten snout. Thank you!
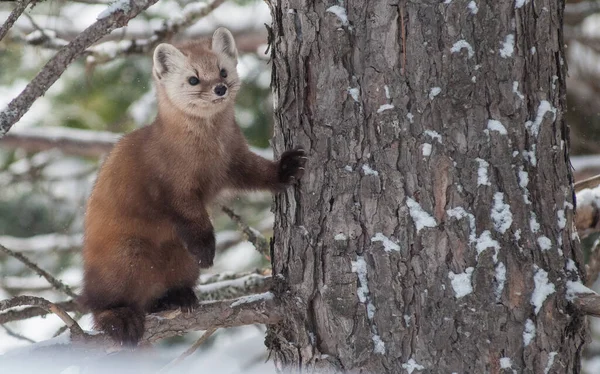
[214,85,227,97]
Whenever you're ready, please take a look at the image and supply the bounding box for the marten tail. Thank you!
[93,306,145,346]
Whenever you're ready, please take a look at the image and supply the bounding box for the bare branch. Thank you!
[574,173,600,193]
[0,296,85,338]
[0,0,161,137]
[0,126,273,160]
[0,0,34,42]
[141,292,278,344]
[158,328,217,373]
[573,292,600,317]
[0,300,81,324]
[221,206,270,258]
[0,243,78,299]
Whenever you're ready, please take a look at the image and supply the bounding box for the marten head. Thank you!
[152,27,240,118]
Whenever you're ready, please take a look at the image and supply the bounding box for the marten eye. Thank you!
[220,69,228,78]
[188,77,200,86]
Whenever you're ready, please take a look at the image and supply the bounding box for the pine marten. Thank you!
[81,27,306,346]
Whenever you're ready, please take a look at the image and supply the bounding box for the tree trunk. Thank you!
[266,0,587,373]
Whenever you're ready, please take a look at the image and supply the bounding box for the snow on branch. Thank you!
[0,243,78,299]
[0,0,35,42]
[0,0,161,137]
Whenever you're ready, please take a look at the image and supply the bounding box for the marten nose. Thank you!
[214,85,227,97]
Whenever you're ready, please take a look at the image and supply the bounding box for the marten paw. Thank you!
[94,306,145,346]
[188,232,215,269]
[278,148,307,185]
[150,287,198,314]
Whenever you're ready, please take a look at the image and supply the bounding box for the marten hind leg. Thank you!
[149,287,198,313]
[94,306,145,346]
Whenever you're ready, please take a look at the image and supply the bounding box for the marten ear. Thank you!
[212,27,238,64]
[153,43,186,80]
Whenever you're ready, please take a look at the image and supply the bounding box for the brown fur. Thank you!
[81,28,305,345]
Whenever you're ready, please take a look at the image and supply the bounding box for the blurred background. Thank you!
[2,0,600,372]
[0,0,276,372]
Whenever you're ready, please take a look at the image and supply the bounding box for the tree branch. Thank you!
[0,243,78,299]
[0,0,161,137]
[0,296,85,339]
[0,0,34,42]
[0,126,273,160]
[221,206,270,258]
[0,300,81,324]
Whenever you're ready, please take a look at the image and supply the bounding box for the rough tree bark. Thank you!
[267,0,587,373]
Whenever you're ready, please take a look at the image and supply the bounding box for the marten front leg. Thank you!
[228,147,307,191]
[173,208,215,268]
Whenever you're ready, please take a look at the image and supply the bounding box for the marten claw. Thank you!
[278,148,307,185]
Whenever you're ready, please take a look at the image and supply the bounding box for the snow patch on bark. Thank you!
[513,81,525,99]
[537,236,552,251]
[476,230,500,262]
[491,192,513,234]
[500,357,512,369]
[487,119,507,135]
[361,164,379,176]
[429,87,441,99]
[499,34,515,58]
[326,5,349,26]
[523,319,536,346]
[531,266,555,315]
[377,104,394,113]
[475,158,491,186]
[371,233,401,252]
[467,1,478,14]
[449,267,474,298]
[424,130,442,143]
[495,262,506,302]
[351,256,385,354]
[334,233,347,241]
[347,87,360,102]
[422,143,432,156]
[406,198,437,233]
[450,40,474,58]
[544,352,557,374]
[402,358,425,374]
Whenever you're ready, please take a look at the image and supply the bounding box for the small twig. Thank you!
[574,174,600,193]
[221,206,270,258]
[0,0,35,42]
[52,312,84,338]
[158,328,218,373]
[0,243,77,299]
[0,296,85,338]
[1,324,36,344]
